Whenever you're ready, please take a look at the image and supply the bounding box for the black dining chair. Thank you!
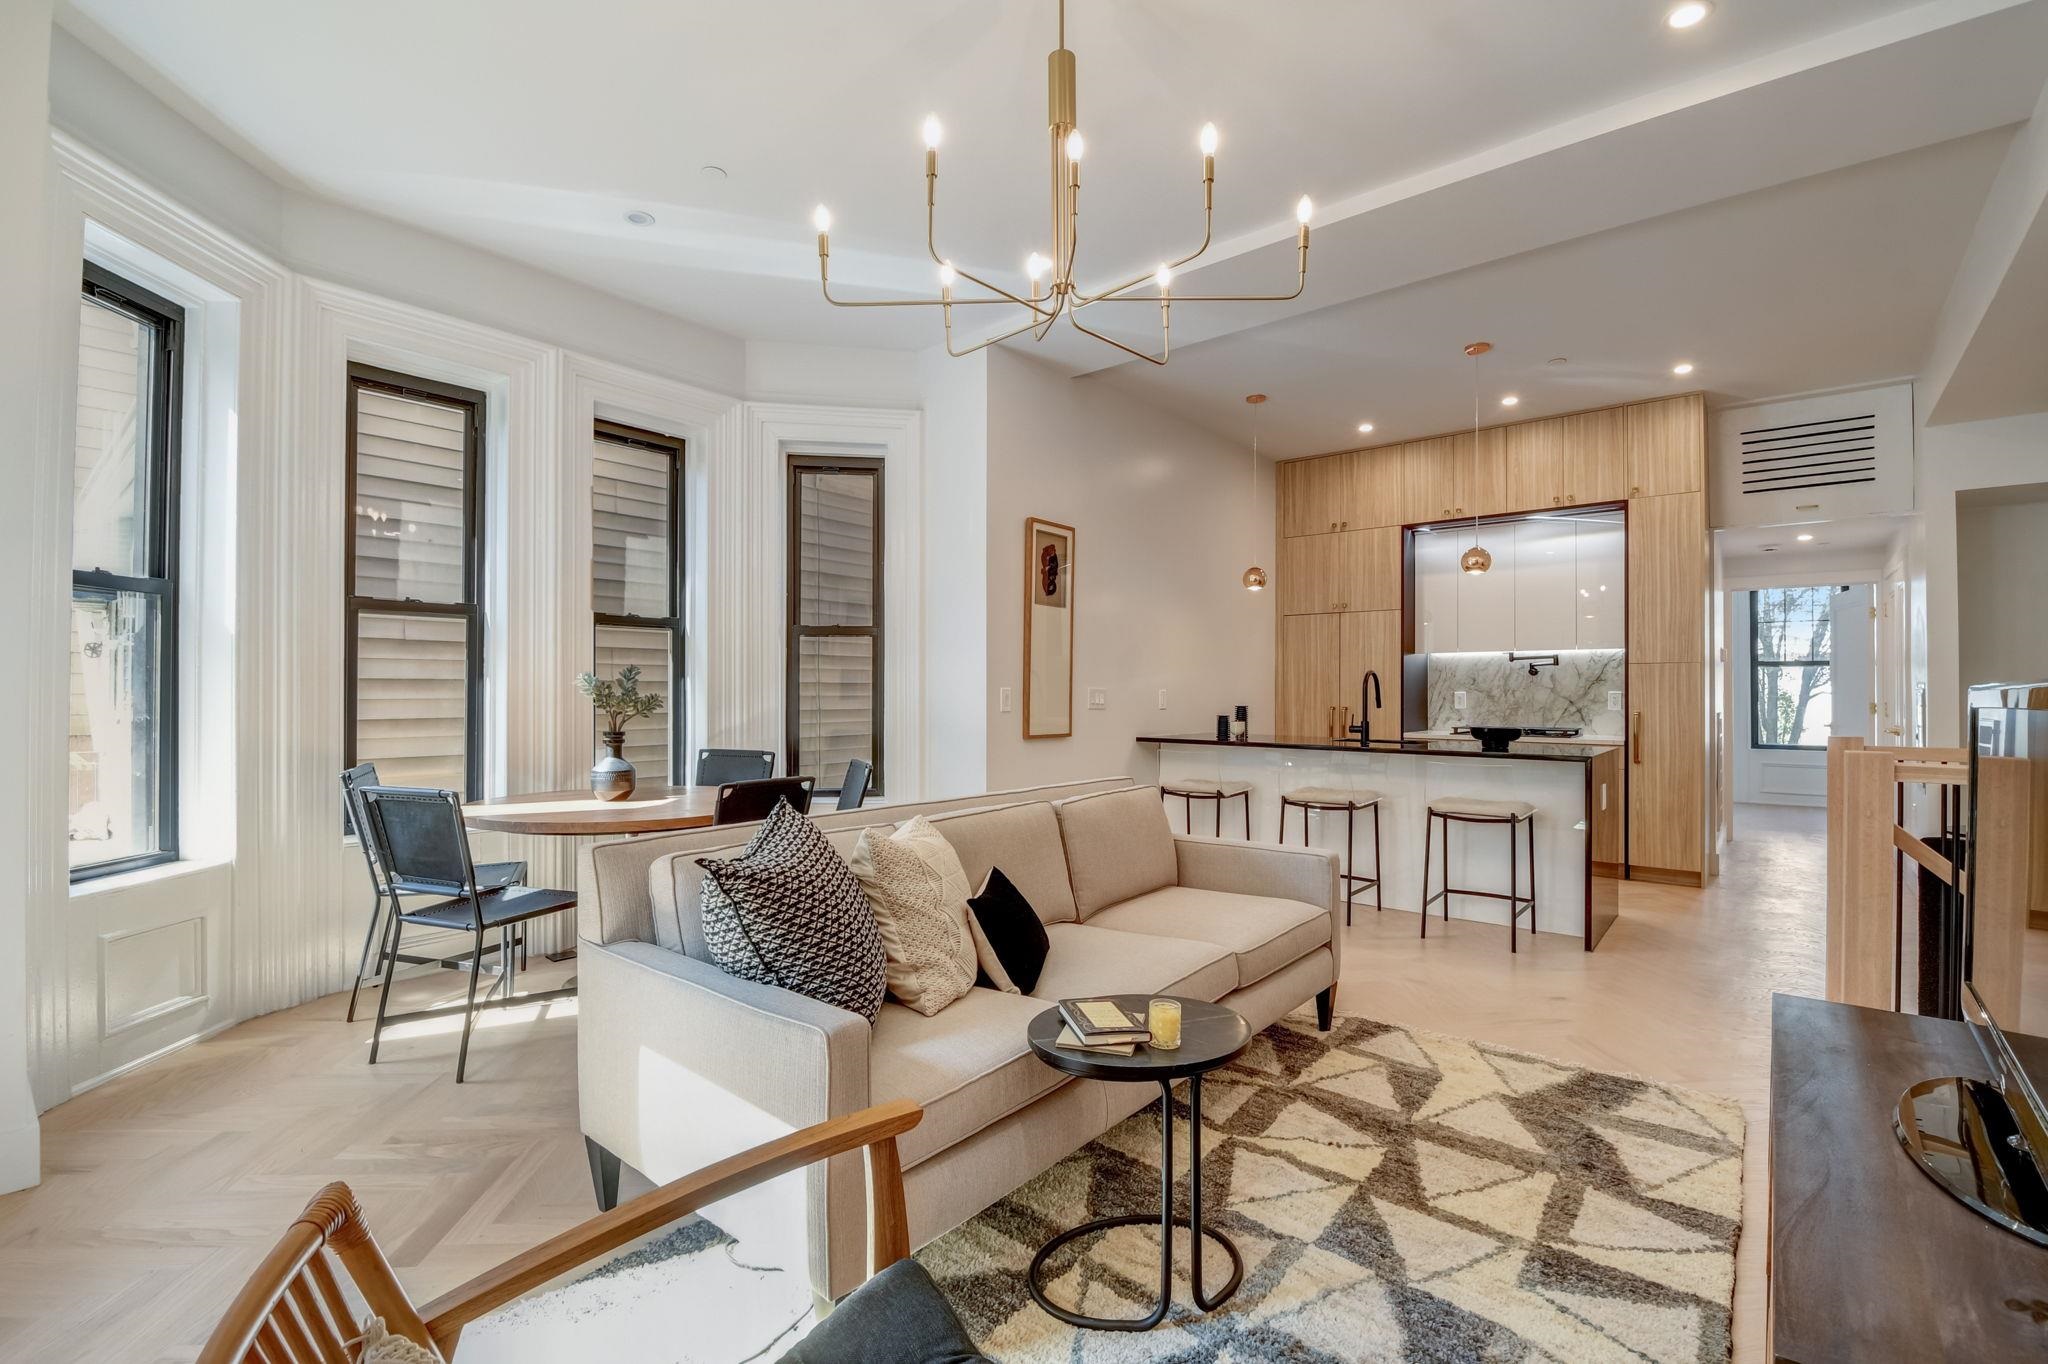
[713,776,817,825]
[694,747,777,786]
[340,763,527,1023]
[836,759,874,811]
[358,785,578,1083]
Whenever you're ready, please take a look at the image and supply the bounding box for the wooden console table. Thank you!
[1770,993,2048,1362]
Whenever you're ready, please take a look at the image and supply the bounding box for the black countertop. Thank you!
[1138,733,1609,763]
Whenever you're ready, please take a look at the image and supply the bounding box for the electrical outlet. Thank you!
[1156,688,1168,710]
[1607,690,1623,712]
[998,686,1013,713]
[1454,690,1469,710]
[1087,687,1107,711]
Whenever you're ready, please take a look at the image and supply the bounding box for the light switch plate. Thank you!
[1156,689,1168,710]
[1607,690,1623,712]
[1087,687,1107,710]
[998,686,1013,713]
[1454,690,1469,710]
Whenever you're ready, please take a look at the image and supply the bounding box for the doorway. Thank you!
[1729,582,1875,806]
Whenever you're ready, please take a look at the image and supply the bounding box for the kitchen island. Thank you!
[1141,734,1622,949]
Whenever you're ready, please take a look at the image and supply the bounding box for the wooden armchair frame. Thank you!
[198,1099,922,1362]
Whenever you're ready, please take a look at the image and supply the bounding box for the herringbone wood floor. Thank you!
[1,807,1829,1363]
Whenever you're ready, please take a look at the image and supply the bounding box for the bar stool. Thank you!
[1420,797,1537,951]
[1279,787,1383,924]
[1161,783,1252,838]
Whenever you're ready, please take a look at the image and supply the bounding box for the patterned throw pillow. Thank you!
[849,817,978,1016]
[696,800,887,1024]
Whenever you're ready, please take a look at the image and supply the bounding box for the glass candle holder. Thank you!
[1148,998,1182,1049]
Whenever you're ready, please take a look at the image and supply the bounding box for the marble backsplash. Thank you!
[1426,650,1627,736]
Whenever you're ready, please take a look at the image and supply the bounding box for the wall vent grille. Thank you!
[1736,414,1878,495]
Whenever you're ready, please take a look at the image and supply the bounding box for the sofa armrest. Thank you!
[576,939,874,1300]
[1174,836,1342,971]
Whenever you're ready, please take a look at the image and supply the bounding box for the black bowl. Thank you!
[1467,726,1524,753]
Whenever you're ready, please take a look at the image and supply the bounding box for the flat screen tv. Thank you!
[1894,700,2048,1245]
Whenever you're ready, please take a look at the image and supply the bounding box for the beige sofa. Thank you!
[575,778,1340,1302]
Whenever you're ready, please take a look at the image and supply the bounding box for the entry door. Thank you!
[1875,571,1908,744]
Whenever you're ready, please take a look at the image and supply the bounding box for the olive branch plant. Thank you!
[576,664,665,738]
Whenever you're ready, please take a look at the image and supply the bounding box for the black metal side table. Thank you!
[1024,995,1252,1330]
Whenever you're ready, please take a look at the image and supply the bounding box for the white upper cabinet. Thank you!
[1513,518,1576,649]
[1574,515,1626,648]
[1414,528,1461,654]
[1455,526,1516,651]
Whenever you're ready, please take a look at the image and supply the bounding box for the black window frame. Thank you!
[1748,585,1834,752]
[343,364,487,800]
[785,454,884,798]
[71,263,184,882]
[591,419,687,775]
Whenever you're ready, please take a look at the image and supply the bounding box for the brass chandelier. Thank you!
[812,0,1315,365]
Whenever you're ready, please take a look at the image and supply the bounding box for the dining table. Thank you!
[461,784,720,837]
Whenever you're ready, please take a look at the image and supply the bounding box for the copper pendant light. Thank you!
[1242,394,1268,590]
[1460,343,1494,575]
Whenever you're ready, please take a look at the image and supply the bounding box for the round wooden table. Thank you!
[461,785,719,836]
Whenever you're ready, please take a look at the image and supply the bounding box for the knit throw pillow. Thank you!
[357,1319,442,1364]
[849,817,978,1016]
[696,800,886,1024]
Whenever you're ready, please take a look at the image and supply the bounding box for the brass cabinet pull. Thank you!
[1327,705,1336,737]
[1631,711,1643,764]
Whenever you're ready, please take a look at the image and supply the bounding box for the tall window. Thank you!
[344,366,485,797]
[787,456,882,797]
[592,421,684,784]
[71,265,182,879]
[1751,586,1834,749]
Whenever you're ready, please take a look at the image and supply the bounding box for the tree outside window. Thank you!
[1751,586,1834,749]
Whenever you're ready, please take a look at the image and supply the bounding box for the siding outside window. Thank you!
[70,264,182,879]
[787,456,882,797]
[591,421,684,783]
[344,366,485,797]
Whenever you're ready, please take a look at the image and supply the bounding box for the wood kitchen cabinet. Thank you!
[1450,428,1508,518]
[1339,610,1403,742]
[1627,393,1705,498]
[1565,407,1628,504]
[1278,456,1323,537]
[1628,661,1705,879]
[1342,446,1403,527]
[1278,527,1398,616]
[1277,611,1400,741]
[1506,416,1568,511]
[1626,490,1707,663]
[1397,437,1459,525]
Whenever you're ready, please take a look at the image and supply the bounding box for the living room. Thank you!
[5,2,2048,1361]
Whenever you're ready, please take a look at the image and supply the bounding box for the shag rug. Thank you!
[916,1011,1744,1363]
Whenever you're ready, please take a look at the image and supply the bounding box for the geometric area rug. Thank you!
[916,1010,1744,1363]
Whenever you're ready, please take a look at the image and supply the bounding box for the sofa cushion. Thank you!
[1053,787,1179,919]
[695,803,888,1023]
[777,1259,990,1364]
[869,988,1063,1169]
[654,824,886,959]
[1085,886,1331,992]
[1029,922,1236,1004]
[849,818,978,1017]
[928,802,1077,925]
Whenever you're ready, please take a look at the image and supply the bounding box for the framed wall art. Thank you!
[1023,517,1074,739]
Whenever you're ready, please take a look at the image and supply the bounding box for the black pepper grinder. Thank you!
[1215,714,1231,741]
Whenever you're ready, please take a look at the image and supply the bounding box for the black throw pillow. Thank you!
[965,867,1050,996]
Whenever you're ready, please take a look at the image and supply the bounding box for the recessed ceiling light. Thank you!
[1672,361,1695,376]
[1500,395,1520,407]
[624,210,657,226]
[1667,2,1711,30]
[1796,533,1814,542]
[1357,421,1374,434]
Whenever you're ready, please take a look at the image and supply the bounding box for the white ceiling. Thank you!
[60,0,2048,440]
[1717,513,1911,578]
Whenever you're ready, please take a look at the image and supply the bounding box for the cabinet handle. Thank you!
[1340,520,1349,529]
[1631,711,1643,765]
[1329,521,1338,532]
[1552,495,1562,505]
[1327,705,1336,738]
[1631,485,1641,497]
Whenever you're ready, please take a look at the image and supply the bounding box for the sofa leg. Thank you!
[585,1135,622,1212]
[1315,986,1335,1032]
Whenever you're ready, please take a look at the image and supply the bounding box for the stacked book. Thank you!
[1055,997,1150,1055]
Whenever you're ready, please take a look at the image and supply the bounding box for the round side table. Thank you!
[1024,995,1252,1330]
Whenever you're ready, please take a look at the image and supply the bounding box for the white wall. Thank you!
[746,341,920,409]
[0,0,55,1193]
[1957,488,2048,693]
[983,349,1274,789]
[918,347,989,797]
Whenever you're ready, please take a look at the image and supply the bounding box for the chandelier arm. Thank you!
[1030,289,1067,341]
[1079,269,1307,305]
[822,276,1043,309]
[925,197,1054,317]
[947,309,1054,358]
[1066,304,1168,367]
[1074,205,1214,306]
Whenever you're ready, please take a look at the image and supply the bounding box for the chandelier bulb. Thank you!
[1155,262,1173,289]
[812,204,832,233]
[1065,130,1086,162]
[1295,195,1314,225]
[922,114,943,150]
[1199,122,1219,156]
[938,260,957,288]
[1025,251,1049,281]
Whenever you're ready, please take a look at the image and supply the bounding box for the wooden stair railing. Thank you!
[196,1099,923,1363]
